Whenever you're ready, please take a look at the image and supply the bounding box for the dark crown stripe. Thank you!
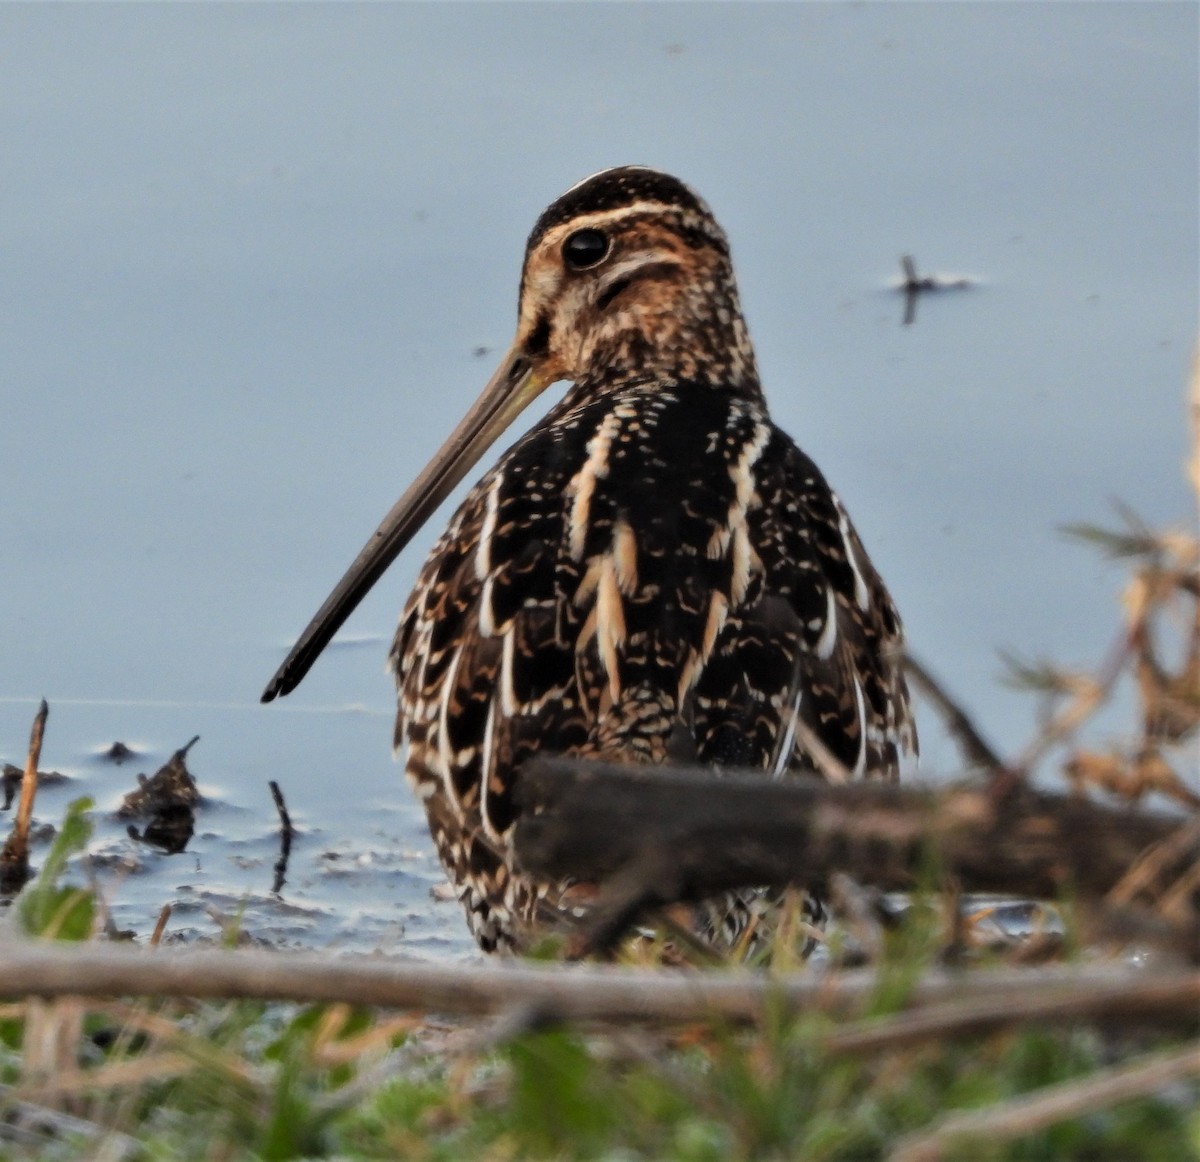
[526,166,712,255]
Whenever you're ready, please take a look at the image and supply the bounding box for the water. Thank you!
[1,4,1195,956]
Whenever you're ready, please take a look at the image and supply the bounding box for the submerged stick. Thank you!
[0,699,49,893]
[269,780,295,895]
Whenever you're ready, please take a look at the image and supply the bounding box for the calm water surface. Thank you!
[2,5,1195,956]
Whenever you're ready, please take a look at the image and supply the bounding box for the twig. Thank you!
[468,1000,560,1052]
[793,719,853,784]
[1008,628,1134,777]
[0,699,49,893]
[1189,345,1199,524]
[0,941,1196,1029]
[15,700,47,844]
[902,654,1005,777]
[896,255,973,325]
[268,780,295,894]
[889,1040,1200,1162]
[824,970,1200,1056]
[1106,815,1200,911]
[150,905,171,948]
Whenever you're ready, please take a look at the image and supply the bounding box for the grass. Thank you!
[1,828,1198,1161]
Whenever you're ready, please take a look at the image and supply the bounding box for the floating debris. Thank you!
[1,765,20,812]
[894,254,977,325]
[119,735,201,855]
[2,763,70,811]
[102,741,136,765]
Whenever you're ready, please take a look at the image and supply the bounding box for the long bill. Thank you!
[261,345,549,702]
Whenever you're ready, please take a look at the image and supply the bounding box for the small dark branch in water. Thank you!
[0,699,49,894]
[1009,627,1135,779]
[513,757,1200,958]
[103,740,135,765]
[903,653,1006,779]
[269,780,295,894]
[897,254,974,325]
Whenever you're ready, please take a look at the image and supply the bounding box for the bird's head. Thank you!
[261,167,758,702]
[510,166,757,393]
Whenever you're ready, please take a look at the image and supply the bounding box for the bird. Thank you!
[262,166,916,952]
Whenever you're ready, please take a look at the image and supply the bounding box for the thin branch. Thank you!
[0,940,1196,1030]
[268,780,295,895]
[824,970,1200,1056]
[889,1041,1200,1162]
[150,905,171,948]
[1009,627,1133,777]
[1107,815,1200,910]
[903,654,1005,777]
[792,719,853,784]
[1189,344,1199,526]
[0,699,49,892]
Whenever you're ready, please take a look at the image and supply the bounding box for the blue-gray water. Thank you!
[2,4,1196,957]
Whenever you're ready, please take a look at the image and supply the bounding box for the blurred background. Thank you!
[1,4,1195,955]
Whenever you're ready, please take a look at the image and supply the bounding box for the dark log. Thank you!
[512,758,1200,955]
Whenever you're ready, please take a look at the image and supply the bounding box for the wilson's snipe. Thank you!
[263,167,916,951]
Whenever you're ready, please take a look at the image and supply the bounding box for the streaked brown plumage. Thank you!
[263,167,916,951]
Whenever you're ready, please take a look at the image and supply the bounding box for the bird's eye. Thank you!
[562,229,610,270]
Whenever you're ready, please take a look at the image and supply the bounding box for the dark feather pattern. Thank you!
[393,380,914,949]
[268,166,916,952]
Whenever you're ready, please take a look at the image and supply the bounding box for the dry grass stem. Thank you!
[902,654,1005,776]
[822,970,1200,1056]
[1107,816,1200,909]
[793,718,854,783]
[149,904,170,947]
[1189,344,1200,519]
[1,699,49,889]
[17,1052,196,1104]
[888,1040,1200,1162]
[19,996,85,1114]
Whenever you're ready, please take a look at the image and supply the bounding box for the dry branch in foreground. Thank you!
[512,758,1200,955]
[0,940,1197,1035]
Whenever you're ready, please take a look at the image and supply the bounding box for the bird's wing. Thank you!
[710,430,915,780]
